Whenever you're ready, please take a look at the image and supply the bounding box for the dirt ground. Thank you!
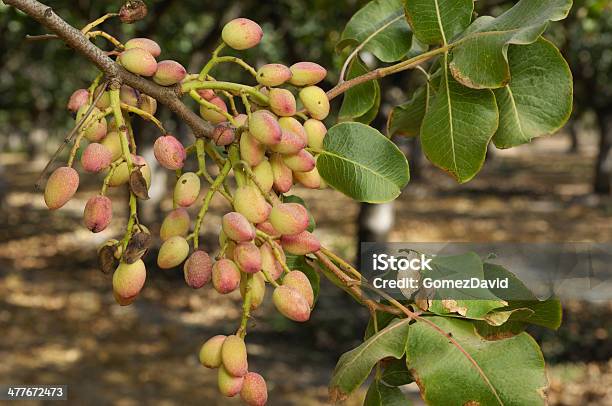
[0,131,610,405]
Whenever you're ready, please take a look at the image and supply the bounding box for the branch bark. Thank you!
[4,0,214,138]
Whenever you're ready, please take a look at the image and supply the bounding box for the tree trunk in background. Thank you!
[357,202,395,262]
[594,110,611,195]
[568,119,580,154]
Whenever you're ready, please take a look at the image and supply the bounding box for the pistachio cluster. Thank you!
[44,16,330,405]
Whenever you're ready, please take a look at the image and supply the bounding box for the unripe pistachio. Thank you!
[154,134,186,170]
[251,159,274,193]
[83,195,112,233]
[283,270,314,307]
[234,185,271,224]
[222,18,263,50]
[234,242,262,274]
[67,88,89,112]
[268,88,297,117]
[44,166,79,210]
[76,105,107,142]
[240,272,266,310]
[222,212,256,242]
[184,250,213,289]
[272,285,311,322]
[118,47,157,76]
[109,155,151,187]
[240,132,265,167]
[248,110,281,145]
[270,203,309,236]
[256,63,292,87]
[139,94,158,116]
[270,129,305,155]
[225,240,237,262]
[221,335,248,377]
[160,208,190,241]
[94,86,111,109]
[279,117,308,144]
[174,172,201,207]
[256,222,281,239]
[124,37,161,57]
[212,123,235,146]
[101,131,124,161]
[304,119,327,151]
[153,60,187,86]
[81,143,112,173]
[281,231,321,255]
[199,335,226,368]
[197,88,216,101]
[289,62,327,86]
[212,259,241,294]
[218,365,244,397]
[120,85,140,107]
[240,372,268,406]
[270,154,293,193]
[294,167,322,189]
[157,236,190,269]
[299,86,330,120]
[199,96,228,124]
[260,241,285,282]
[112,259,146,304]
[234,113,248,127]
[283,149,316,173]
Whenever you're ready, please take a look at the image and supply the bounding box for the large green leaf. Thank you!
[493,38,573,148]
[407,317,547,405]
[381,357,414,387]
[364,380,410,406]
[338,0,412,63]
[420,61,499,183]
[317,122,410,202]
[387,84,429,137]
[339,57,380,123]
[404,0,474,45]
[423,253,508,321]
[449,0,573,89]
[329,318,410,402]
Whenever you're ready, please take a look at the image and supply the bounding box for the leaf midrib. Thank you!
[320,149,402,190]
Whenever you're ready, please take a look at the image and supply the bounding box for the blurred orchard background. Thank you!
[0,0,611,405]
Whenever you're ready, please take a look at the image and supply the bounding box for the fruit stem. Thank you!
[213,56,258,77]
[100,158,124,195]
[195,139,215,184]
[193,160,232,249]
[255,230,291,277]
[197,42,226,81]
[86,30,124,50]
[81,12,118,35]
[120,103,166,133]
[228,144,247,187]
[182,80,268,106]
[237,273,253,338]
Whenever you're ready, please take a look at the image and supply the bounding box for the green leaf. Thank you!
[355,80,381,126]
[493,38,573,148]
[338,0,412,63]
[387,84,429,137]
[407,316,547,405]
[423,253,508,320]
[420,62,498,183]
[364,380,410,406]
[329,318,411,402]
[449,0,573,89]
[339,57,380,123]
[365,311,399,340]
[317,122,410,203]
[484,263,563,330]
[404,0,474,45]
[381,357,414,387]
[285,254,320,304]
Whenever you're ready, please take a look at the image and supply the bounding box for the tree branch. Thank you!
[4,0,214,138]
